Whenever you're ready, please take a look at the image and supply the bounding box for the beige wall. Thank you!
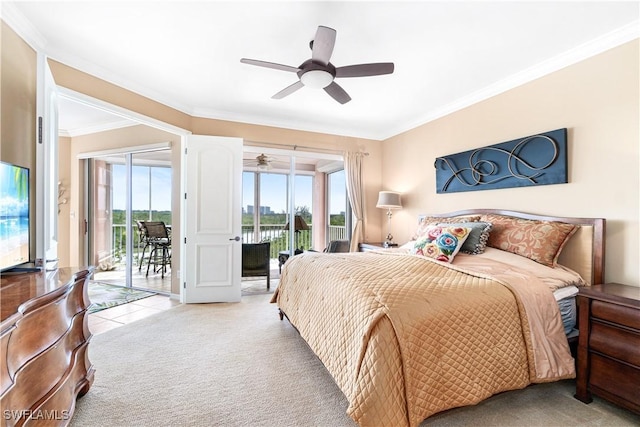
[1,21,37,261]
[1,22,36,165]
[58,136,71,267]
[382,40,640,286]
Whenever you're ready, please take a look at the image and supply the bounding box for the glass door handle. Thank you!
[229,236,241,241]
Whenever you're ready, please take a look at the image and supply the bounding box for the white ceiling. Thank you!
[4,1,639,140]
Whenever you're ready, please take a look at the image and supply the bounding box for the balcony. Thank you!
[96,224,347,292]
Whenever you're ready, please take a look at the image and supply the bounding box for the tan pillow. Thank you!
[481,214,578,267]
[413,215,481,240]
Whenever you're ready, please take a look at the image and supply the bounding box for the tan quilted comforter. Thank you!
[271,250,575,427]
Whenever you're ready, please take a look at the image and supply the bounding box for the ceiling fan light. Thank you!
[300,70,333,89]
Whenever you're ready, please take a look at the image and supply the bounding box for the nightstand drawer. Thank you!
[592,300,640,330]
[576,283,640,414]
[589,353,640,409]
[590,321,640,366]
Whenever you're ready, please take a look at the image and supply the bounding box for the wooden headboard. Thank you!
[419,209,605,285]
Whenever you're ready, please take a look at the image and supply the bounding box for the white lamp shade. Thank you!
[376,191,402,209]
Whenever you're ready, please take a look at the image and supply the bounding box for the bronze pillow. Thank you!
[481,214,578,267]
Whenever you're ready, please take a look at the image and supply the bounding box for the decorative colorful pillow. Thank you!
[480,214,578,267]
[411,225,472,263]
[413,215,481,240]
[437,221,492,255]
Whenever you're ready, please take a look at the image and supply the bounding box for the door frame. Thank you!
[35,53,59,271]
[57,87,190,300]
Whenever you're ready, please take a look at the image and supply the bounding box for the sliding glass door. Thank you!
[327,169,349,242]
[88,149,172,293]
[242,171,307,257]
[242,152,316,270]
[242,148,347,261]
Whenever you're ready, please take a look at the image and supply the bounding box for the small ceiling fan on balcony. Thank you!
[240,25,394,104]
[243,153,274,171]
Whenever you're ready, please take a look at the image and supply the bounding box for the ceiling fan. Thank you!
[244,153,274,170]
[240,25,394,104]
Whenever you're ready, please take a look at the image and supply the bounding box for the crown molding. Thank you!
[59,119,138,138]
[190,106,381,140]
[384,20,640,140]
[57,87,191,137]
[0,2,46,51]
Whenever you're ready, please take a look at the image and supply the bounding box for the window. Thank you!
[327,169,349,242]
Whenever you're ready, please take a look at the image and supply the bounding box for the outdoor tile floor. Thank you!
[88,294,180,335]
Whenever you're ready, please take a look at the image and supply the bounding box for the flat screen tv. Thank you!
[0,161,30,272]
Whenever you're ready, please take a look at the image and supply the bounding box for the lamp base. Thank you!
[384,233,398,248]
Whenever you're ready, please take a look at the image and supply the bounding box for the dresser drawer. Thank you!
[590,321,640,366]
[589,353,640,409]
[591,300,640,330]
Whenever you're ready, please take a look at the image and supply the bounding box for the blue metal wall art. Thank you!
[434,128,567,193]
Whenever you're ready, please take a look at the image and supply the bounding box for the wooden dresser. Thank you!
[0,267,95,427]
[575,283,640,414]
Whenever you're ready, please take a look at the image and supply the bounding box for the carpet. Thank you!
[87,281,156,314]
[71,293,640,427]
[241,278,278,295]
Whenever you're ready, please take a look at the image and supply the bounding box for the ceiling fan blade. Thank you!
[272,81,304,99]
[324,81,351,104]
[335,63,395,78]
[240,58,300,73]
[311,26,336,66]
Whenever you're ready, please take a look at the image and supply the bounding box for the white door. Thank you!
[35,54,59,271]
[182,135,243,303]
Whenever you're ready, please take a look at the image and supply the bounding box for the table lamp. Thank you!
[283,215,310,254]
[376,191,402,247]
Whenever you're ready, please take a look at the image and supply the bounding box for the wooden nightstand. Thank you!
[575,283,640,414]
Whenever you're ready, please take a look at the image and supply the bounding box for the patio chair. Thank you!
[323,240,350,253]
[242,242,271,290]
[140,221,171,278]
[136,220,151,271]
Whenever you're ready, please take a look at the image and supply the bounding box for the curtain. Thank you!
[344,151,365,252]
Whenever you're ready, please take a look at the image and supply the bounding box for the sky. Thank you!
[0,162,29,216]
[112,165,172,211]
[243,173,311,214]
[242,171,346,214]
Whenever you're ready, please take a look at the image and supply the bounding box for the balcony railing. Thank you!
[328,225,347,241]
[242,224,348,257]
[105,223,348,267]
[242,224,310,258]
[108,224,147,266]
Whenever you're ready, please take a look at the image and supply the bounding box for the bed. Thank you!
[271,209,605,427]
